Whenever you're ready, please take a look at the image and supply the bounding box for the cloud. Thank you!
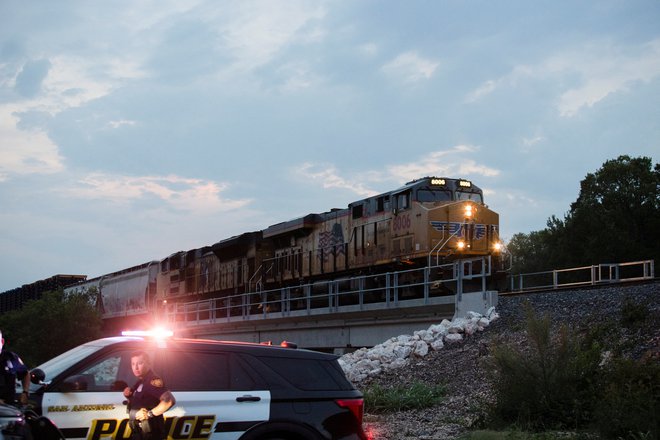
[294,146,501,198]
[294,163,380,197]
[62,173,252,213]
[381,51,439,83]
[107,119,137,129]
[214,0,327,74]
[465,80,497,103]
[275,61,324,91]
[465,38,660,117]
[358,42,379,57]
[0,112,64,179]
[0,49,149,180]
[556,39,660,116]
[386,146,499,182]
[14,59,52,98]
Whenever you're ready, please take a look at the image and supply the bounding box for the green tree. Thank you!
[507,155,659,273]
[506,230,552,273]
[0,289,102,366]
[563,155,659,264]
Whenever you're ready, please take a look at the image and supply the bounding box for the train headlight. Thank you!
[457,240,466,250]
[493,242,503,252]
[464,204,474,218]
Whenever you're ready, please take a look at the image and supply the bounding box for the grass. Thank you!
[458,430,598,440]
[362,380,446,413]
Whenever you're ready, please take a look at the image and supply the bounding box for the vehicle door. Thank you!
[41,347,150,440]
[158,349,270,440]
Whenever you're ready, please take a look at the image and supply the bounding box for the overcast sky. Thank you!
[1,0,659,292]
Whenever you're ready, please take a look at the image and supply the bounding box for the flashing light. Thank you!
[457,240,466,250]
[122,328,174,339]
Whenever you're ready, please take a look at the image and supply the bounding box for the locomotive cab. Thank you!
[388,177,501,266]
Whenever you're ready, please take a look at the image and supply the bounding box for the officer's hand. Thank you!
[135,408,148,421]
[123,387,132,398]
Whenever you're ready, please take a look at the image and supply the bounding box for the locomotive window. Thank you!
[417,189,452,202]
[352,204,364,219]
[376,196,390,212]
[394,192,410,211]
[456,191,483,203]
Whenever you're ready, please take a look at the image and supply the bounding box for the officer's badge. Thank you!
[151,377,164,388]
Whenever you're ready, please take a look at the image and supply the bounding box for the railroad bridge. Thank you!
[167,257,498,352]
[164,258,654,352]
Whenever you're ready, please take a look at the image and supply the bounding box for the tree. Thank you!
[564,155,659,264]
[0,289,102,366]
[507,155,659,273]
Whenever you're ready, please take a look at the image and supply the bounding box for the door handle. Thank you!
[236,395,261,402]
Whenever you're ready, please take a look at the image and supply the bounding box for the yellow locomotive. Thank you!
[154,176,501,310]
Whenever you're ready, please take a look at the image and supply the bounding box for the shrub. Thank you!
[486,303,602,431]
[619,296,649,328]
[593,358,659,439]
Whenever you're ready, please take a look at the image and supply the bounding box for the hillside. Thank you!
[358,282,660,439]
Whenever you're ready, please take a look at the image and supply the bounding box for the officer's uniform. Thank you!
[0,349,28,404]
[128,369,170,440]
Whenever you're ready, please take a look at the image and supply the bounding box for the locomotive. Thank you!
[65,176,502,329]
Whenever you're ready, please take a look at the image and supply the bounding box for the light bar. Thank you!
[122,328,174,338]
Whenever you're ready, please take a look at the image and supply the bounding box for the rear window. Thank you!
[259,357,350,391]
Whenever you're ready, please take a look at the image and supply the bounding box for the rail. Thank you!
[165,257,494,327]
[506,259,655,292]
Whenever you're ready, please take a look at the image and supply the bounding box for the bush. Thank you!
[487,303,602,431]
[593,358,659,439]
[619,296,649,328]
[363,381,446,413]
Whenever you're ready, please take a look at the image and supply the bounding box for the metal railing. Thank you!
[166,257,493,327]
[507,259,655,292]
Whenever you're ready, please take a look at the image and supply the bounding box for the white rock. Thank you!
[393,345,413,359]
[396,334,413,344]
[445,333,464,343]
[412,340,429,357]
[386,358,409,370]
[448,318,467,334]
[339,307,499,382]
[430,339,445,351]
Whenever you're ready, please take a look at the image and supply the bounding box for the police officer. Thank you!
[123,351,175,440]
[0,329,30,406]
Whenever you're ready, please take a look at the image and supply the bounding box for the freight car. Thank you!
[65,176,502,326]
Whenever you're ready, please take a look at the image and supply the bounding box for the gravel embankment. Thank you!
[360,282,660,440]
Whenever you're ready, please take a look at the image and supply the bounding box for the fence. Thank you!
[166,256,494,327]
[507,259,655,292]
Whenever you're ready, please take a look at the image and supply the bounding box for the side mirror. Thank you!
[30,368,46,385]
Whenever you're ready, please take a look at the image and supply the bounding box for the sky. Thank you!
[1,0,659,292]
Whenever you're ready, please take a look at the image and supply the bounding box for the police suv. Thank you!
[26,333,366,440]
